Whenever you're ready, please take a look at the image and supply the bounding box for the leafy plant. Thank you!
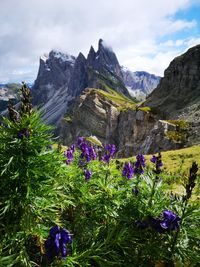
[0,84,69,266]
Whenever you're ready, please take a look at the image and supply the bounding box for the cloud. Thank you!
[0,0,199,82]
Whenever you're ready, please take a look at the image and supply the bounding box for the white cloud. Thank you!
[0,0,199,82]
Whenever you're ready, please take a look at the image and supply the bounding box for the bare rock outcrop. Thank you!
[60,88,179,156]
[145,44,200,120]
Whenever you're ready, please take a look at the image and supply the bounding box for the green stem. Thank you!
[169,200,188,264]
[148,174,158,208]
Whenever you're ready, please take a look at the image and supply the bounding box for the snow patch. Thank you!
[40,53,49,62]
[51,49,75,63]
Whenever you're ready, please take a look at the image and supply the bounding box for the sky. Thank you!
[0,0,200,83]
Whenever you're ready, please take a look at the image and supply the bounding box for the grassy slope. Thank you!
[145,144,200,174]
[92,87,137,110]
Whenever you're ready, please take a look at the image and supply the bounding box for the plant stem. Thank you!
[148,174,158,208]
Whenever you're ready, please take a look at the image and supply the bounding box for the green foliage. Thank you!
[165,130,187,143]
[59,155,199,266]
[165,119,189,129]
[0,84,199,266]
[0,85,69,266]
[90,87,137,111]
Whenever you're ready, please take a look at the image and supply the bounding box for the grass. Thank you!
[90,87,137,111]
[146,144,200,174]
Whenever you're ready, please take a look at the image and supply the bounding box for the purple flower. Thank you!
[106,144,116,157]
[77,137,85,148]
[102,154,111,164]
[17,128,30,139]
[148,210,180,233]
[102,144,116,163]
[64,148,74,165]
[133,154,146,175]
[77,137,97,163]
[150,155,157,164]
[89,146,97,160]
[161,210,181,231]
[45,226,72,263]
[150,153,163,174]
[84,169,92,181]
[70,144,75,153]
[122,162,134,179]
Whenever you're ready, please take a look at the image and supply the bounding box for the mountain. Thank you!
[145,44,200,146]
[32,39,130,125]
[60,88,179,156]
[145,45,200,121]
[121,68,161,100]
[0,83,21,112]
[61,43,200,154]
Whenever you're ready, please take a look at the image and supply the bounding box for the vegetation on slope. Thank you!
[90,86,137,111]
[0,84,199,267]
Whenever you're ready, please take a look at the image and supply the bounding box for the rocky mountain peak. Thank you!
[49,49,76,64]
[94,39,122,78]
[87,46,96,65]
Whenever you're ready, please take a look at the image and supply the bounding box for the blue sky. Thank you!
[0,0,200,83]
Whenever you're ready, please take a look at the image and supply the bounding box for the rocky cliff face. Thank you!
[122,69,161,100]
[61,88,179,156]
[32,39,130,125]
[145,45,200,121]
[32,50,75,106]
[144,44,200,147]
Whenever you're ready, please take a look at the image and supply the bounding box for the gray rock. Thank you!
[60,88,179,156]
[32,39,130,126]
[145,44,200,119]
[122,69,161,100]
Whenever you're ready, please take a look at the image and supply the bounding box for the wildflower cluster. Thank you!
[102,144,116,163]
[133,154,146,175]
[45,226,72,263]
[122,162,134,179]
[84,169,92,181]
[78,137,97,164]
[137,210,180,233]
[151,152,163,174]
[64,144,75,165]
[17,128,30,139]
[122,154,146,179]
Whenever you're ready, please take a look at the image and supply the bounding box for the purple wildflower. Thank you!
[77,137,97,163]
[17,128,30,139]
[148,210,180,233]
[133,154,146,175]
[150,153,163,174]
[106,144,116,157]
[77,137,85,149]
[160,210,181,231]
[84,169,92,181]
[122,162,134,179]
[89,146,97,160]
[64,148,74,165]
[45,225,72,263]
[70,144,75,153]
[102,144,116,163]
